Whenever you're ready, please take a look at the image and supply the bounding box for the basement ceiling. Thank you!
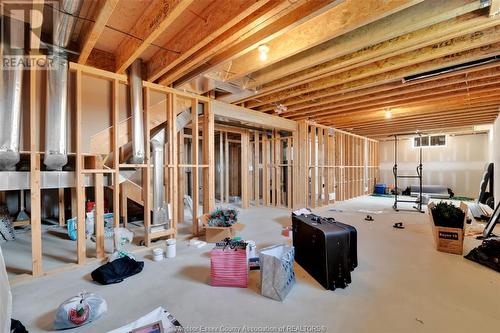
[14,0,500,138]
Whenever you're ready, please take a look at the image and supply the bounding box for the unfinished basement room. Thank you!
[1,0,500,332]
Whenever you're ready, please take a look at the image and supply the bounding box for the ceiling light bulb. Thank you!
[385,110,392,119]
[258,44,269,61]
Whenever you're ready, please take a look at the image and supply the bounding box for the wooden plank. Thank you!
[211,100,297,132]
[241,131,250,209]
[275,131,281,206]
[75,70,86,265]
[254,131,260,206]
[78,0,119,64]
[29,68,42,277]
[58,188,65,226]
[262,135,270,206]
[143,87,152,246]
[178,129,185,224]
[112,79,120,228]
[224,132,229,203]
[94,173,105,259]
[287,137,292,208]
[115,0,195,73]
[147,0,271,82]
[191,98,199,235]
[202,102,215,212]
[254,26,500,108]
[242,0,484,97]
[171,94,178,233]
[221,0,422,82]
[310,126,317,208]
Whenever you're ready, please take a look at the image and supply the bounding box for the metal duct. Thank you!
[0,56,23,171]
[150,129,168,226]
[129,59,145,164]
[44,0,82,170]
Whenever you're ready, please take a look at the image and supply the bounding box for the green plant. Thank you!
[207,207,239,227]
[431,202,465,228]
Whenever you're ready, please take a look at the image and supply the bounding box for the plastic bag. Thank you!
[0,247,12,333]
[259,244,296,301]
[108,227,135,262]
[53,292,107,330]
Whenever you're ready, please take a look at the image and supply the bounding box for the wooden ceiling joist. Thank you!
[163,0,337,86]
[249,26,500,110]
[276,64,500,115]
[245,9,499,102]
[289,78,500,120]
[211,0,424,83]
[146,0,272,83]
[78,0,119,64]
[114,0,195,74]
[235,0,485,99]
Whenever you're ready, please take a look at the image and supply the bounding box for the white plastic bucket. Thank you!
[246,240,256,258]
[166,238,176,258]
[152,248,164,262]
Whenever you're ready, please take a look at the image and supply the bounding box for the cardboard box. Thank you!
[201,214,245,243]
[428,202,466,255]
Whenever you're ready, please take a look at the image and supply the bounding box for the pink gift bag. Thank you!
[210,240,248,288]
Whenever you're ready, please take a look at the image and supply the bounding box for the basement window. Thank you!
[413,135,446,148]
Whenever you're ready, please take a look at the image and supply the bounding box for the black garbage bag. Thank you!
[11,319,28,333]
[91,256,144,285]
[465,239,500,273]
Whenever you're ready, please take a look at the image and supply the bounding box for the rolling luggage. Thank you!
[292,212,357,290]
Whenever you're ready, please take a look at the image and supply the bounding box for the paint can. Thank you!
[152,248,164,262]
[166,238,176,258]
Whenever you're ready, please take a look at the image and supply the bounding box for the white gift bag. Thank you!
[259,244,296,301]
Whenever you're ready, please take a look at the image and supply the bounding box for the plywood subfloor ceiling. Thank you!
[35,0,500,137]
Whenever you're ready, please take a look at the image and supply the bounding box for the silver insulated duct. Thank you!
[129,59,145,164]
[44,0,82,170]
[0,17,24,171]
[150,129,168,226]
[0,57,23,171]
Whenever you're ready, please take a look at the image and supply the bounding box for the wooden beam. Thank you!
[58,188,65,226]
[147,0,271,82]
[170,0,336,87]
[115,0,194,73]
[247,10,499,101]
[78,0,119,64]
[75,70,86,265]
[254,131,260,206]
[241,0,485,98]
[29,68,42,277]
[191,98,199,235]
[241,131,250,208]
[112,79,120,228]
[251,26,500,108]
[219,0,423,82]
[143,87,152,246]
[94,173,105,259]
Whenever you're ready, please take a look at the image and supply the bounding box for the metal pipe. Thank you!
[150,129,168,226]
[129,59,145,164]
[44,0,83,170]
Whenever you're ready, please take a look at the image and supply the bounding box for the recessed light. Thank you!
[258,44,269,61]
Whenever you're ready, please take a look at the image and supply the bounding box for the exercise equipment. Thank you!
[477,162,494,208]
[392,134,424,213]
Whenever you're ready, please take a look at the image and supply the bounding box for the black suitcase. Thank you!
[292,213,357,290]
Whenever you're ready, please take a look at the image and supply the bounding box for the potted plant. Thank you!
[428,201,467,255]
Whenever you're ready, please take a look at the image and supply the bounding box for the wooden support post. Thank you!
[241,131,250,208]
[219,132,224,203]
[275,131,281,206]
[178,129,185,224]
[191,98,199,235]
[58,188,65,226]
[310,126,317,208]
[29,68,42,276]
[254,131,260,206]
[287,137,292,208]
[94,173,105,259]
[203,102,215,212]
[112,79,120,228]
[121,192,128,227]
[143,87,152,246]
[75,70,86,265]
[262,135,270,206]
[224,132,229,203]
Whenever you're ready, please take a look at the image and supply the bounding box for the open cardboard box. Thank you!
[428,202,467,255]
[201,213,245,243]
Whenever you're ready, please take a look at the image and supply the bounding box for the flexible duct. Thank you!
[44,0,82,170]
[129,59,145,164]
[150,129,168,226]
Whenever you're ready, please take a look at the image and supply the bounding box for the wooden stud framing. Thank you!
[75,70,86,265]
[191,98,200,235]
[241,131,250,209]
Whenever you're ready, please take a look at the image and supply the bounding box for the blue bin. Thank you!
[374,184,387,194]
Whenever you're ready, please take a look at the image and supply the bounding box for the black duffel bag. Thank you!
[91,256,144,285]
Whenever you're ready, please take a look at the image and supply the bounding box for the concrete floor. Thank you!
[6,196,500,333]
